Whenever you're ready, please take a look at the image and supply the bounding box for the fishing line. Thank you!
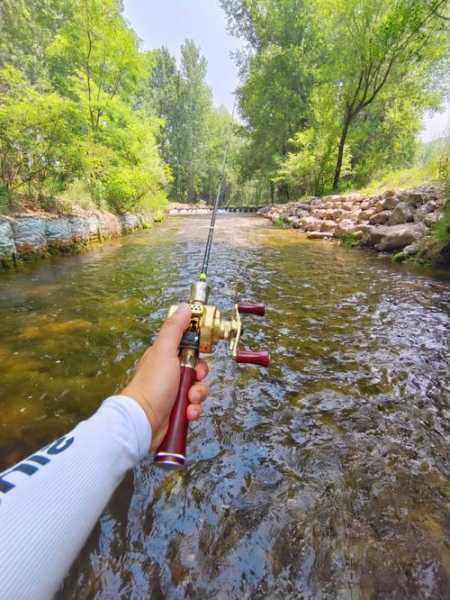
[200,102,236,278]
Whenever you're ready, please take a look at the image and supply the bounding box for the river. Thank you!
[1,216,450,598]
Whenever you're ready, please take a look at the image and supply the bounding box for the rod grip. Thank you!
[235,350,271,366]
[154,366,196,469]
[238,303,266,316]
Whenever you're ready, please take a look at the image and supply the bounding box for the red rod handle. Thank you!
[238,303,266,316]
[154,366,196,469]
[235,350,271,367]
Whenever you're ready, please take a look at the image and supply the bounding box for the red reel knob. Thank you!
[238,303,266,316]
[235,350,271,367]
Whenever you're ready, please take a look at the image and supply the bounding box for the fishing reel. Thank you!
[155,280,271,469]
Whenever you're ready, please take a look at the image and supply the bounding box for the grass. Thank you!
[360,164,439,195]
[273,215,289,226]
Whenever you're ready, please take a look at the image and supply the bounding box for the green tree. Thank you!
[313,0,450,190]
[0,0,71,84]
[221,0,314,201]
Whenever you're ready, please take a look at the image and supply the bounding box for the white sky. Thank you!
[123,0,449,143]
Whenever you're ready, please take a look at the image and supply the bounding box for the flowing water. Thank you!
[1,216,450,599]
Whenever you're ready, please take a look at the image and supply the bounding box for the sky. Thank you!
[123,0,242,111]
[123,0,449,143]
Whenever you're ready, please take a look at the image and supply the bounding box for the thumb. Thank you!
[155,303,192,354]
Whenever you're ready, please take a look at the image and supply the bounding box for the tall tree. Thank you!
[315,0,450,189]
[221,0,314,200]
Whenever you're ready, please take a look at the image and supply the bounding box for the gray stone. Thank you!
[381,194,398,210]
[45,218,73,249]
[307,231,331,240]
[388,202,415,225]
[12,216,47,254]
[320,220,337,233]
[0,218,16,260]
[98,213,121,238]
[369,210,391,225]
[120,213,141,233]
[70,215,98,243]
[335,219,359,237]
[375,223,427,251]
[299,216,323,232]
[424,212,439,227]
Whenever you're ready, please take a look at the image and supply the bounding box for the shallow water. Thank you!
[1,216,450,598]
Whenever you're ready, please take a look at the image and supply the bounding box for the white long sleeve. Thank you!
[0,395,151,600]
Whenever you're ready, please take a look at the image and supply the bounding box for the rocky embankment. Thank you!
[259,186,449,264]
[168,202,212,215]
[0,210,155,268]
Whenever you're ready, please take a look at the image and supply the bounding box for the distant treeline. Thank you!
[0,0,247,213]
[222,0,450,200]
[0,1,449,213]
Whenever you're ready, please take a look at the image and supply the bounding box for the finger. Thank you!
[188,382,208,404]
[187,403,203,421]
[155,304,191,354]
[195,359,209,381]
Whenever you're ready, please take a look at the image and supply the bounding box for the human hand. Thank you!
[121,304,208,450]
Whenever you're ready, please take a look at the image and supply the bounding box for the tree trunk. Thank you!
[333,113,352,191]
[270,181,275,205]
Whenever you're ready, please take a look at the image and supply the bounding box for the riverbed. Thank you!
[1,216,450,598]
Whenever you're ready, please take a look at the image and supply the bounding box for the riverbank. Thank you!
[0,209,159,269]
[259,185,450,267]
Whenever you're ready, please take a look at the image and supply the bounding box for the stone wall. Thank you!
[259,186,448,262]
[0,209,154,268]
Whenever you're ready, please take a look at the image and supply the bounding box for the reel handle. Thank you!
[154,365,196,469]
[238,303,266,316]
[235,349,271,367]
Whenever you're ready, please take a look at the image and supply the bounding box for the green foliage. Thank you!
[222,0,450,199]
[0,0,169,213]
[272,215,289,226]
[141,41,242,204]
[0,67,85,203]
[339,232,361,248]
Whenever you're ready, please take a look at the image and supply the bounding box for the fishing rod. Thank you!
[154,117,271,470]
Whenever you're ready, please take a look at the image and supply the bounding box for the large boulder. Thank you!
[45,218,73,250]
[388,202,415,225]
[0,217,16,263]
[397,187,438,207]
[12,216,47,255]
[374,223,427,251]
